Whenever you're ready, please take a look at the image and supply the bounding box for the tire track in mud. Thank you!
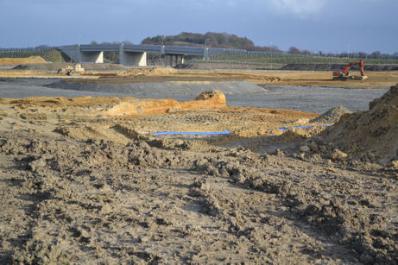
[1,129,397,264]
[0,148,56,264]
[228,157,398,265]
[189,157,362,264]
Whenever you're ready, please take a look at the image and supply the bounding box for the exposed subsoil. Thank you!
[1,66,398,89]
[0,89,397,264]
[321,85,398,164]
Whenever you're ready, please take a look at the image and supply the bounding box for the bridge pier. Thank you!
[165,55,185,67]
[119,44,147,67]
[80,51,104,64]
[175,55,185,65]
[119,51,147,66]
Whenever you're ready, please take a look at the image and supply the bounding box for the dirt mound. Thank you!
[118,67,176,77]
[323,84,398,163]
[311,106,352,124]
[105,90,227,116]
[5,96,123,107]
[3,91,226,117]
[0,56,47,65]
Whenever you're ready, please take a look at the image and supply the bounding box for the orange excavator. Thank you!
[333,59,368,80]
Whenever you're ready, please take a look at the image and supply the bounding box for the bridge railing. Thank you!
[164,46,204,56]
[124,44,162,53]
[80,44,120,52]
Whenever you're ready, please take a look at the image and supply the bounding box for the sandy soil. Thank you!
[0,66,397,89]
[0,57,47,65]
[0,91,397,264]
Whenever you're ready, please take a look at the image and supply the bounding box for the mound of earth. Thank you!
[118,67,177,77]
[311,106,352,124]
[2,90,227,117]
[322,84,398,163]
[0,56,47,65]
[105,90,227,116]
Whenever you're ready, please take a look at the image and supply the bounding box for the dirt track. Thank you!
[0,66,397,89]
[0,92,397,264]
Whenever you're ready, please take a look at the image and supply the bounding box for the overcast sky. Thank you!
[0,0,397,53]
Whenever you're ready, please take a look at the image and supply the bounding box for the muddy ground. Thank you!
[0,66,398,89]
[0,91,397,264]
[0,79,387,113]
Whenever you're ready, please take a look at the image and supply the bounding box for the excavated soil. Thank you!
[0,91,397,264]
[322,85,398,164]
[311,106,353,124]
[0,57,47,65]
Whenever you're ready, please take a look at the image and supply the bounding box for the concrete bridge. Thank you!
[58,44,246,67]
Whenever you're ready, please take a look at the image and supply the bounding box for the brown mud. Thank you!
[0,90,397,264]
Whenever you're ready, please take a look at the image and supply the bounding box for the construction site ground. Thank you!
[0,64,397,89]
[0,65,397,264]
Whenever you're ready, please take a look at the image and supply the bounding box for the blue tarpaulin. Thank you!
[153,130,231,137]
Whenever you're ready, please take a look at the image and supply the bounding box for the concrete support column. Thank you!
[167,55,174,67]
[176,55,185,65]
[119,44,147,66]
[80,51,104,64]
[203,48,209,61]
[164,55,185,67]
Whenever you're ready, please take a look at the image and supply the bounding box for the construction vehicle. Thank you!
[333,60,368,80]
[57,64,85,76]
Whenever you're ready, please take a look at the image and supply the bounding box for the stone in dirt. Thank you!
[331,148,348,161]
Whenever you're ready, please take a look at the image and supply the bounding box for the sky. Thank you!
[0,0,397,53]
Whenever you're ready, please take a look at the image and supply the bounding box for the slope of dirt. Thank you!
[311,106,352,124]
[0,56,47,65]
[322,84,398,163]
[105,90,226,116]
[1,91,227,117]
